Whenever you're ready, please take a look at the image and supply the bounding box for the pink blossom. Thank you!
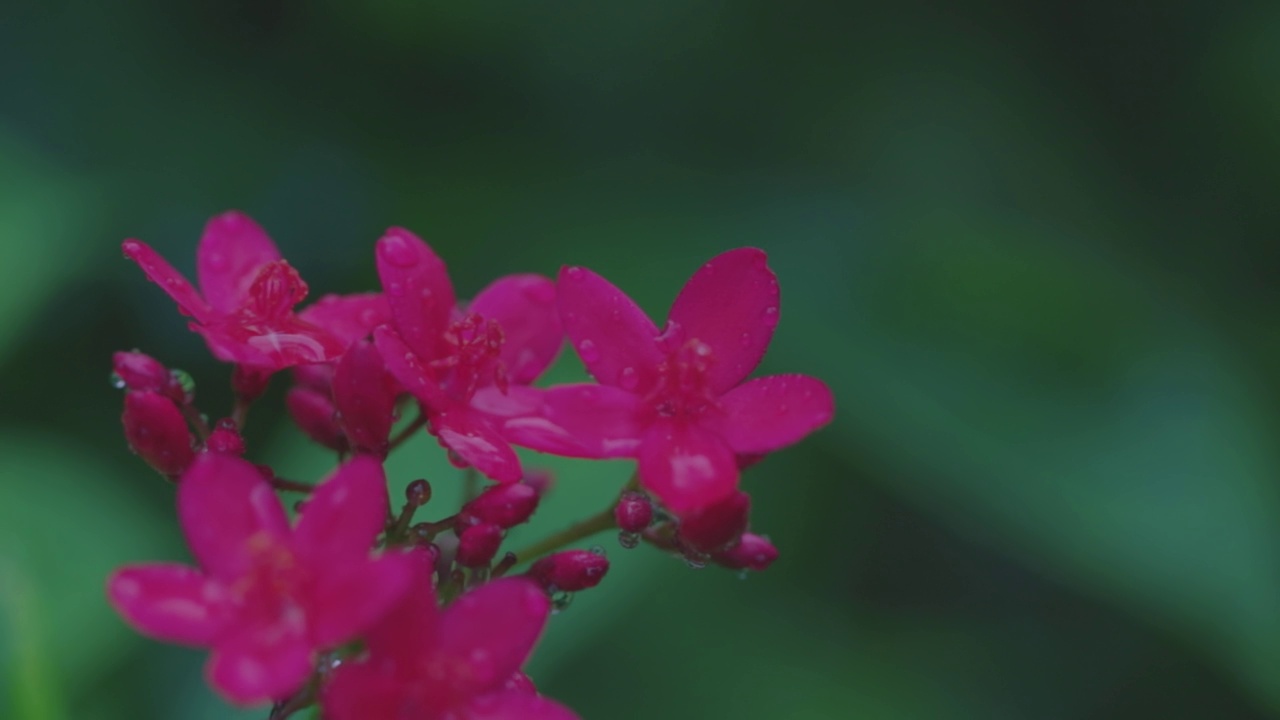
[106,453,414,705]
[527,550,609,592]
[521,248,834,514]
[322,558,577,720]
[121,390,194,479]
[122,211,351,371]
[372,228,563,482]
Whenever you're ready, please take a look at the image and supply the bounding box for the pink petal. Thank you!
[666,247,780,393]
[332,339,399,457]
[195,316,344,370]
[470,384,544,419]
[470,274,563,384]
[374,325,447,409]
[177,454,290,581]
[361,550,439,658]
[457,690,580,720]
[298,292,391,347]
[541,384,644,458]
[322,662,407,720]
[122,239,212,322]
[308,552,416,648]
[207,628,313,705]
[106,564,229,645]
[376,228,455,361]
[636,420,738,514]
[285,385,348,452]
[436,578,550,699]
[713,374,834,454]
[292,455,389,564]
[556,266,663,392]
[196,211,282,315]
[434,408,523,482]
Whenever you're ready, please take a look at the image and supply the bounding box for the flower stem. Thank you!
[270,476,315,494]
[387,412,427,451]
[511,507,617,566]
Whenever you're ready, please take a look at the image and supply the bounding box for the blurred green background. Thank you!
[3,1,1280,718]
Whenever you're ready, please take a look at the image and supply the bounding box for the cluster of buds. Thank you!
[108,211,834,718]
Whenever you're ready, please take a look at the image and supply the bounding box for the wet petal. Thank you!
[361,550,440,658]
[556,266,662,392]
[637,420,738,514]
[332,339,399,457]
[293,455,389,564]
[298,292,391,347]
[178,454,289,580]
[122,239,212,322]
[434,408,523,482]
[666,247,780,393]
[713,374,834,453]
[456,690,580,720]
[541,384,644,458]
[374,325,447,410]
[470,274,563,384]
[207,628,312,705]
[106,564,228,645]
[322,662,407,720]
[196,211,282,315]
[376,228,455,361]
[195,316,344,370]
[436,578,550,698]
[309,552,416,648]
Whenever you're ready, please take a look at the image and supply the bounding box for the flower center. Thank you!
[244,261,308,320]
[232,533,308,633]
[431,313,508,403]
[645,323,720,421]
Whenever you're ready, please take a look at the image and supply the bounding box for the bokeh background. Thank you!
[3,1,1280,718]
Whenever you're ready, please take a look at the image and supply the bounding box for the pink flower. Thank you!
[524,248,834,514]
[372,228,563,482]
[122,211,350,371]
[106,453,414,705]
[323,556,577,720]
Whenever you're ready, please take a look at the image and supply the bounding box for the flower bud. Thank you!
[286,386,348,452]
[677,490,750,553]
[614,491,653,533]
[712,533,778,571]
[232,365,272,401]
[522,469,554,496]
[122,391,194,479]
[455,522,504,567]
[332,339,398,457]
[405,479,432,507]
[206,418,245,456]
[527,549,609,592]
[112,351,173,395]
[460,483,540,529]
[291,363,334,393]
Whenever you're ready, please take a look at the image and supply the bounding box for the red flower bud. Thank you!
[206,418,245,456]
[404,479,432,507]
[527,549,609,592]
[122,391,194,479]
[286,386,348,452]
[332,338,398,457]
[614,491,653,533]
[460,484,539,529]
[678,491,750,553]
[291,363,334,393]
[712,533,777,571]
[455,522,504,567]
[232,365,272,401]
[522,469,554,495]
[112,351,171,393]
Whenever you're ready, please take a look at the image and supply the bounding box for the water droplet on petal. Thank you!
[762,306,779,328]
[618,531,640,549]
[564,267,584,281]
[109,372,127,390]
[378,234,420,268]
[576,339,600,363]
[205,252,228,271]
[589,545,606,556]
[386,281,405,297]
[550,589,574,613]
[617,366,639,391]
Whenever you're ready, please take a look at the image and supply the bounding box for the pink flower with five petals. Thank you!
[106,453,414,705]
[372,228,563,482]
[322,554,577,720]
[122,211,357,371]
[517,248,834,515]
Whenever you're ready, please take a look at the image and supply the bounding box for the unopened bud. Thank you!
[206,418,245,456]
[405,479,432,507]
[455,522,504,567]
[677,491,751,553]
[285,386,348,452]
[614,491,653,533]
[332,339,398,457]
[231,365,272,401]
[291,363,334,393]
[122,391,194,479]
[522,469,554,495]
[528,549,610,592]
[112,351,176,398]
[460,483,540,529]
[712,533,778,571]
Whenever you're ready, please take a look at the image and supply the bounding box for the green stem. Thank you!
[387,412,427,451]
[511,507,616,565]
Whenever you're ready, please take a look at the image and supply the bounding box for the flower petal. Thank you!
[106,564,228,645]
[322,662,407,720]
[362,550,439,658]
[178,454,289,580]
[540,384,644,458]
[434,408,523,482]
[292,455,389,564]
[556,265,662,392]
[637,420,738,514]
[436,578,550,699]
[458,690,581,720]
[207,628,313,705]
[309,552,416,648]
[470,274,563,384]
[666,247,780,393]
[122,239,212,322]
[374,325,447,409]
[196,211,282,315]
[333,338,399,457]
[376,228,455,361]
[713,374,834,454]
[195,316,344,370]
[298,292,391,347]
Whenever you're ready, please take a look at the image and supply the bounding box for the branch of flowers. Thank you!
[387,412,428,451]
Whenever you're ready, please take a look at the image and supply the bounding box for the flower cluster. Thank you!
[109,211,834,718]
